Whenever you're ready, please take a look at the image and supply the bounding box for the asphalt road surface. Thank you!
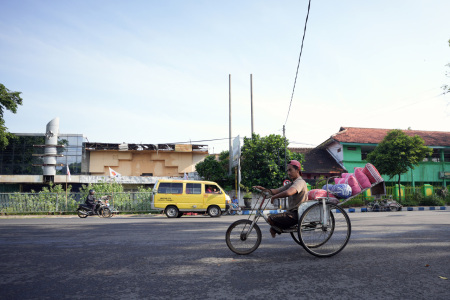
[0,210,449,300]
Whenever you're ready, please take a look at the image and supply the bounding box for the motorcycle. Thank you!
[367,197,402,212]
[77,196,113,218]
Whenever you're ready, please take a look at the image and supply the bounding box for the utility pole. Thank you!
[250,74,254,137]
[283,125,287,171]
[229,74,232,175]
[283,125,287,209]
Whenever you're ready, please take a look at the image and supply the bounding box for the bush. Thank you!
[418,195,445,206]
[445,194,450,205]
[3,182,77,214]
[314,176,328,190]
[402,193,420,206]
[339,197,364,208]
[405,192,446,206]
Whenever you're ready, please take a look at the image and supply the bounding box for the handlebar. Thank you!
[253,187,272,197]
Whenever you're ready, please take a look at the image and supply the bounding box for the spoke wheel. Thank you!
[299,203,351,258]
[226,219,261,255]
[100,207,112,218]
[77,210,88,218]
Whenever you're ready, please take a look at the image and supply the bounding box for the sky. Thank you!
[1,0,449,153]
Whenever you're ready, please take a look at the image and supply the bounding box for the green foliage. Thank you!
[339,197,365,208]
[402,193,420,206]
[79,180,125,207]
[445,193,450,205]
[408,193,445,207]
[80,180,123,194]
[419,195,445,206]
[314,175,327,189]
[195,156,226,182]
[195,150,234,188]
[0,84,23,149]
[366,129,432,186]
[240,133,305,188]
[4,182,77,214]
[79,181,155,212]
[0,181,157,214]
[196,134,305,190]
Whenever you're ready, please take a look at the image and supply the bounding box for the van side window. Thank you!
[186,183,201,194]
[205,184,221,194]
[158,183,183,194]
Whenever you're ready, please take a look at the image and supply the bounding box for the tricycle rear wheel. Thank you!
[298,203,351,257]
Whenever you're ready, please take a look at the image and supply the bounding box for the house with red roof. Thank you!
[289,147,345,184]
[317,127,450,187]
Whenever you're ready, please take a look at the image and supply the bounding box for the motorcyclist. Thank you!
[85,189,97,215]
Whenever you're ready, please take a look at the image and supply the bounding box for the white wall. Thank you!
[326,141,343,164]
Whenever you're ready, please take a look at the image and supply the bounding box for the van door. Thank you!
[204,183,225,209]
[154,182,183,209]
[184,182,203,209]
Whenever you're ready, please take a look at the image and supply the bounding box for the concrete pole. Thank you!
[283,125,287,209]
[250,74,254,137]
[44,117,59,177]
[229,74,232,175]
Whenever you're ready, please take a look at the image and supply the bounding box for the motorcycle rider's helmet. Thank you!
[89,189,95,195]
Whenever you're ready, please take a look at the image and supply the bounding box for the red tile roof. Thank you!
[326,127,450,147]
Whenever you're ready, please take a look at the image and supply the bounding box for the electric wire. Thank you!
[284,0,312,126]
[165,137,242,144]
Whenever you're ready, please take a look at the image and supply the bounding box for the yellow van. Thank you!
[151,179,231,218]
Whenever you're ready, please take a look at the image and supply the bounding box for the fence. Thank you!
[385,186,421,200]
[0,192,155,214]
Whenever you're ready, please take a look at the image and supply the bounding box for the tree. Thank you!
[195,150,233,189]
[0,84,23,149]
[366,129,432,188]
[240,133,304,189]
[195,156,226,183]
[442,39,450,95]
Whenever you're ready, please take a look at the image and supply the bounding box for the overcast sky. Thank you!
[1,0,449,153]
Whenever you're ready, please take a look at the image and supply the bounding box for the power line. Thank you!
[290,141,317,147]
[165,137,240,144]
[284,0,312,126]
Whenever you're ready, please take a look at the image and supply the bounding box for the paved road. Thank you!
[0,211,449,299]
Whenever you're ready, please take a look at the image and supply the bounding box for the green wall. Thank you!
[341,144,449,187]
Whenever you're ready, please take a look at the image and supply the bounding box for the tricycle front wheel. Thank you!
[226,219,261,255]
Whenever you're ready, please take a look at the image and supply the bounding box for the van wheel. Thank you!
[207,206,221,217]
[165,206,179,218]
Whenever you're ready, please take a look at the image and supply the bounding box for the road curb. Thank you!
[238,206,449,215]
[347,206,448,213]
